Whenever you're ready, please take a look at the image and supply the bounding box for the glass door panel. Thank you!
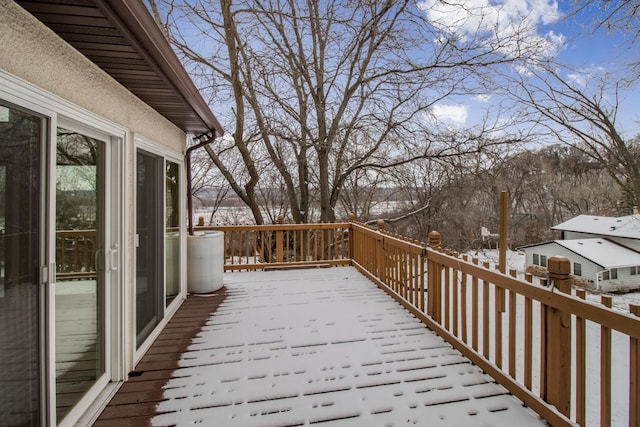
[0,103,44,426]
[54,127,105,422]
[165,161,180,306]
[136,151,163,347]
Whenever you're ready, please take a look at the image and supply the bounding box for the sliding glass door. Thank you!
[54,126,108,422]
[0,103,45,426]
[136,150,183,349]
[136,150,163,347]
[0,101,120,425]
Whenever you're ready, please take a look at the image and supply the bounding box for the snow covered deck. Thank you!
[95,267,545,426]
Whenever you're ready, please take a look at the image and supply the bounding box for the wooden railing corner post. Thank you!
[427,231,441,249]
[543,256,572,417]
[276,215,285,263]
[630,304,640,427]
[376,219,386,282]
[427,231,442,320]
[348,213,356,262]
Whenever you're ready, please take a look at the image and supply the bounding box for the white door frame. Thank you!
[0,70,126,427]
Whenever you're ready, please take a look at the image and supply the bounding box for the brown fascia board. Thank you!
[96,0,224,136]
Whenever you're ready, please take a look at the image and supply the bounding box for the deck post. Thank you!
[377,220,386,282]
[348,213,356,262]
[427,231,441,321]
[276,215,284,263]
[543,256,572,417]
[630,304,640,427]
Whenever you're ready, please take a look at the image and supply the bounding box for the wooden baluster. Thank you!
[601,295,613,427]
[524,273,533,390]
[494,265,504,369]
[508,268,517,378]
[377,220,386,283]
[420,245,426,312]
[461,254,468,343]
[471,257,479,351]
[444,264,451,331]
[631,304,640,427]
[576,288,586,426]
[452,252,459,337]
[539,277,547,396]
[482,261,490,360]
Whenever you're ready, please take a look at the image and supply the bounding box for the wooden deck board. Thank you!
[95,267,545,426]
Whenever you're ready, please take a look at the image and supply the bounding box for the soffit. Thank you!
[15,0,223,136]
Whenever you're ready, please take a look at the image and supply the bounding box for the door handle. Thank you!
[110,244,119,271]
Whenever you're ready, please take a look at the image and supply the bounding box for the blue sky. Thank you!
[422,0,640,138]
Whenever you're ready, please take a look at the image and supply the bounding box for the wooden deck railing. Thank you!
[206,219,351,271]
[59,220,640,426]
[204,219,640,427]
[56,229,96,279]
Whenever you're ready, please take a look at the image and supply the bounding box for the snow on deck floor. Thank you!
[152,267,546,426]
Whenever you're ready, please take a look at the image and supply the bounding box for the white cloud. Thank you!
[474,94,491,103]
[567,66,607,87]
[430,104,468,125]
[418,0,564,59]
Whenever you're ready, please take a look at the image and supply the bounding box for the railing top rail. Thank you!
[428,247,640,338]
[204,222,351,231]
[350,221,425,254]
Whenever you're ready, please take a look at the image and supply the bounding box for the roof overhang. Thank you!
[16,0,223,136]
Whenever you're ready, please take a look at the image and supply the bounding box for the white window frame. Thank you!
[133,135,186,363]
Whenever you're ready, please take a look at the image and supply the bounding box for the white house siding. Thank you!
[599,267,640,292]
[563,231,596,240]
[524,243,599,283]
[524,243,640,292]
[561,231,640,252]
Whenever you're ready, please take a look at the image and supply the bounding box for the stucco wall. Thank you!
[0,0,190,400]
[0,0,186,150]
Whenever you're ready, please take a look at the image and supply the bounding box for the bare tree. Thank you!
[149,0,551,224]
[510,64,640,212]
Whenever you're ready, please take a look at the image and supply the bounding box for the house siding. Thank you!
[524,243,640,292]
[563,231,640,252]
[598,267,640,292]
[524,243,599,284]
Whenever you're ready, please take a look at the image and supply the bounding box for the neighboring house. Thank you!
[520,238,640,292]
[519,214,640,292]
[553,214,640,252]
[0,1,223,426]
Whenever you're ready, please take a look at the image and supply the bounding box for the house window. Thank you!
[602,270,610,281]
[540,255,547,268]
[611,268,618,280]
[533,254,539,265]
[632,266,638,276]
[574,262,582,276]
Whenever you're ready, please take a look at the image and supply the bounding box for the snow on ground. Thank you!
[152,267,545,427]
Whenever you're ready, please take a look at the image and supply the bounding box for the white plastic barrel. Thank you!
[187,231,224,293]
